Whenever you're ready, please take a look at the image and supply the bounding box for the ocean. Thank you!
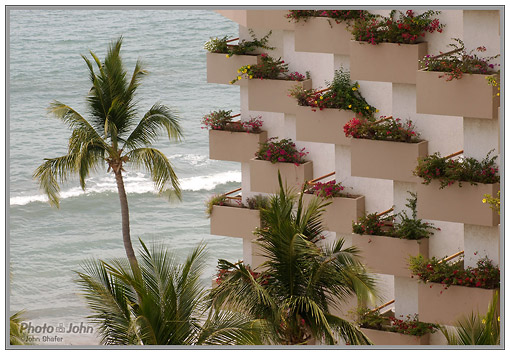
[8,9,246,345]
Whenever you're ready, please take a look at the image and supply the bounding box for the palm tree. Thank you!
[34,37,182,269]
[76,240,263,345]
[441,291,500,345]
[10,311,33,345]
[211,174,377,345]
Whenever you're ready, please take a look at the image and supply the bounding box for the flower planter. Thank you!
[215,10,294,30]
[302,193,365,234]
[361,328,430,345]
[350,41,427,84]
[351,139,428,183]
[416,181,500,226]
[295,105,355,145]
[418,283,499,326]
[416,70,499,119]
[210,205,260,239]
[248,78,312,114]
[351,235,428,277]
[294,17,351,55]
[206,52,259,86]
[209,129,268,162]
[249,158,313,194]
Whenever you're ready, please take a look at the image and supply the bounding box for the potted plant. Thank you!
[409,254,500,326]
[201,109,267,162]
[344,116,428,182]
[290,69,378,145]
[355,306,438,345]
[207,193,269,239]
[301,179,365,234]
[204,30,273,85]
[287,10,370,55]
[349,10,444,84]
[416,38,500,119]
[351,192,439,277]
[413,150,500,226]
[249,137,313,194]
[231,53,312,114]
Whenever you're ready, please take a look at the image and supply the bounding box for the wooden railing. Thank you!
[222,187,242,201]
[444,150,464,160]
[307,171,335,186]
[365,250,465,315]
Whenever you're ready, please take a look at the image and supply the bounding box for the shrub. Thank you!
[304,180,349,199]
[255,137,308,166]
[204,29,274,56]
[230,54,307,84]
[205,194,228,217]
[409,255,500,289]
[246,195,269,210]
[343,116,421,143]
[352,192,439,240]
[483,191,500,215]
[420,38,500,81]
[350,10,444,45]
[288,69,377,118]
[201,110,263,133]
[414,150,500,188]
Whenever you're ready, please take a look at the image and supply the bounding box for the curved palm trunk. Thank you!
[114,170,139,270]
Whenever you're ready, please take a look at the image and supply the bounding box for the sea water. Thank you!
[9,9,246,345]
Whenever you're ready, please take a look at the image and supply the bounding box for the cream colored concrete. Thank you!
[210,205,260,239]
[209,129,267,162]
[249,158,313,194]
[361,328,430,345]
[206,52,259,86]
[295,106,355,145]
[294,17,351,55]
[247,78,312,114]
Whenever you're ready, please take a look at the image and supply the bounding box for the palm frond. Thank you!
[123,103,183,151]
[126,147,181,199]
[325,313,373,345]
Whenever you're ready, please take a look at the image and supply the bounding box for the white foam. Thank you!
[10,170,241,206]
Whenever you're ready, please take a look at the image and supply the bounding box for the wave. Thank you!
[10,170,241,206]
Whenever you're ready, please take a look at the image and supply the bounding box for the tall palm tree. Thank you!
[10,311,33,345]
[34,37,182,269]
[211,174,377,345]
[76,240,263,345]
[441,291,500,345]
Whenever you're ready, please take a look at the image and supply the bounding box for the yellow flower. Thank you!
[357,84,360,88]
[376,109,379,112]
[320,96,323,100]
[348,104,352,108]
[247,65,251,69]
[315,101,318,104]
[365,106,369,110]
[497,93,500,96]
[237,76,242,80]
[243,69,247,73]
[482,198,487,203]
[498,316,500,322]
[249,75,253,79]
[229,81,233,84]
[482,319,486,324]
[352,87,357,91]
[226,54,230,58]
[237,69,241,73]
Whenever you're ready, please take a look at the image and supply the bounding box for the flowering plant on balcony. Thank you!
[204,29,274,57]
[355,307,438,336]
[255,137,308,166]
[352,192,440,240]
[344,116,421,143]
[286,10,370,23]
[409,255,500,290]
[215,260,270,285]
[420,38,500,81]
[304,180,348,199]
[230,54,308,84]
[414,150,500,188]
[206,193,269,218]
[201,110,263,133]
[288,69,377,118]
[483,191,500,215]
[205,194,229,217]
[350,10,444,45]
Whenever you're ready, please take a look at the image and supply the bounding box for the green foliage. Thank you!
[246,195,270,210]
[76,240,263,345]
[201,109,233,130]
[350,10,444,45]
[210,174,377,345]
[289,69,377,118]
[352,192,439,240]
[286,10,370,23]
[409,254,500,289]
[420,38,500,81]
[414,150,500,188]
[205,194,228,217]
[441,291,500,345]
[230,54,306,83]
[10,311,33,345]
[483,191,500,215]
[204,30,274,55]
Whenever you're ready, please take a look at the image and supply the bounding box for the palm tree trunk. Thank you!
[114,170,139,270]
